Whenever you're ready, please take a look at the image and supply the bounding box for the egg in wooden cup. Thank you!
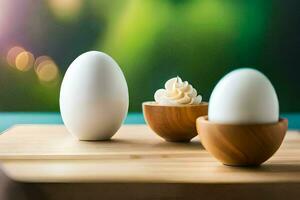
[197,69,288,166]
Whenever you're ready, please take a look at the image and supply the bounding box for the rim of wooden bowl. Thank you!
[143,101,208,107]
[197,116,288,127]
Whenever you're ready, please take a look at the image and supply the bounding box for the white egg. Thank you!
[60,51,129,140]
[208,68,279,124]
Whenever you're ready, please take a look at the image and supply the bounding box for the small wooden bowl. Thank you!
[196,116,288,166]
[143,101,208,142]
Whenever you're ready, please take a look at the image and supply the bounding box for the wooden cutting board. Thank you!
[0,125,299,184]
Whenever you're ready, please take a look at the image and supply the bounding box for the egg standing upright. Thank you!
[60,51,129,140]
[208,68,279,124]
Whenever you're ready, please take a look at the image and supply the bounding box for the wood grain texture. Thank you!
[0,124,299,185]
[196,117,288,166]
[143,102,208,142]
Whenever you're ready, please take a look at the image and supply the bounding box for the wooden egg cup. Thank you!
[196,116,288,166]
[143,102,208,142]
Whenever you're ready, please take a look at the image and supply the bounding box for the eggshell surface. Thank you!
[208,68,279,124]
[60,51,129,140]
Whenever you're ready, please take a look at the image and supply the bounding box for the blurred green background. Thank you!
[0,0,299,112]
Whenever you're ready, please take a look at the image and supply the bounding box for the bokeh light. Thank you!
[6,46,25,67]
[34,56,52,71]
[15,51,35,71]
[35,56,59,82]
[48,0,82,21]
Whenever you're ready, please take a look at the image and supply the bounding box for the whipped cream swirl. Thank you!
[154,76,202,105]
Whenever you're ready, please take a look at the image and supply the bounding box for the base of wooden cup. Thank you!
[143,102,208,143]
[196,116,288,166]
[223,163,261,167]
[165,138,192,143]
